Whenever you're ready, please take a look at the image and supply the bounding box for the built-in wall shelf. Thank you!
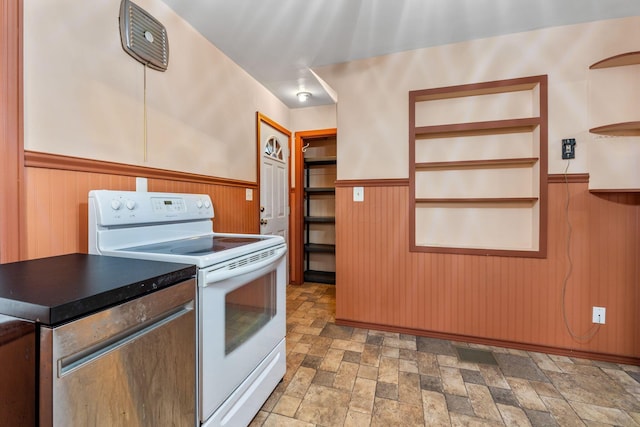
[416,197,538,204]
[590,51,640,69]
[413,80,538,101]
[589,121,640,137]
[415,118,540,138]
[409,75,548,257]
[415,157,538,170]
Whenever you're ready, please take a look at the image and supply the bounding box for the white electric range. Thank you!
[88,190,287,427]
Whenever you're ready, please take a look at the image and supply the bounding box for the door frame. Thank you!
[0,0,25,263]
[292,128,337,285]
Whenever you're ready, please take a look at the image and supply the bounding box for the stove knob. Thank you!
[125,200,136,210]
[110,199,122,210]
[204,200,211,208]
[196,200,203,208]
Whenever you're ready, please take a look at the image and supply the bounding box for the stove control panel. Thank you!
[89,190,214,226]
[151,197,187,213]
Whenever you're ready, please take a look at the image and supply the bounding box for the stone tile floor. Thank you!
[250,283,640,426]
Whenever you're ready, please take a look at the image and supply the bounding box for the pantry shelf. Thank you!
[304,187,336,194]
[304,216,335,223]
[304,156,337,166]
[304,243,336,254]
[303,134,337,284]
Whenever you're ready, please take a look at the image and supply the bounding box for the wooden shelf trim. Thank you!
[304,216,335,223]
[415,117,539,138]
[416,197,538,204]
[415,157,538,170]
[304,156,337,166]
[590,51,640,69]
[411,75,543,102]
[589,121,640,137]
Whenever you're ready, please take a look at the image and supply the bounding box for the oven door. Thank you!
[198,245,286,423]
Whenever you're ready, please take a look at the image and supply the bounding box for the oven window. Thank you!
[225,271,277,354]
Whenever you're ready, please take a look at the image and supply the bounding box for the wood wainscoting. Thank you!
[335,177,640,364]
[23,152,258,260]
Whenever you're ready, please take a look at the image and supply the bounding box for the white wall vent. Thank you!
[119,0,169,71]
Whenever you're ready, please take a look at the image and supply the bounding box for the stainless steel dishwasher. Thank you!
[39,278,196,427]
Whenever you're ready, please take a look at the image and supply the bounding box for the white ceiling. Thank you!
[159,0,640,108]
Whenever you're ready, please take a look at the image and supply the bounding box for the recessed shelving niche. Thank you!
[409,75,548,257]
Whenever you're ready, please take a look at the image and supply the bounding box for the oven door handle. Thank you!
[203,245,286,284]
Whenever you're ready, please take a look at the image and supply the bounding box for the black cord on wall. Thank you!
[560,159,600,342]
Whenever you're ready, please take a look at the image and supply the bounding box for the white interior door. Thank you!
[260,134,288,243]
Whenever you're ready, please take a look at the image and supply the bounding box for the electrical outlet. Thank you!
[592,306,606,324]
[562,138,576,159]
[353,187,364,202]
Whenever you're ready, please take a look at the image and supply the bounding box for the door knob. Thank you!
[260,206,265,212]
[260,218,268,225]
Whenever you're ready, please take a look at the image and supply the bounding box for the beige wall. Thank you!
[290,104,337,132]
[288,104,337,189]
[314,16,640,189]
[23,0,289,183]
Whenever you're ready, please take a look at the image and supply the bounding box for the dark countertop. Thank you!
[0,253,196,326]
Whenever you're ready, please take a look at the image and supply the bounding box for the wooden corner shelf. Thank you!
[590,51,640,69]
[589,121,640,137]
[589,52,640,136]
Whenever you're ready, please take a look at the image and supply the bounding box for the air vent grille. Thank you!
[228,249,277,271]
[119,0,169,71]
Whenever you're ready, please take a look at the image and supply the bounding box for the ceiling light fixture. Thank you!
[296,91,311,102]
